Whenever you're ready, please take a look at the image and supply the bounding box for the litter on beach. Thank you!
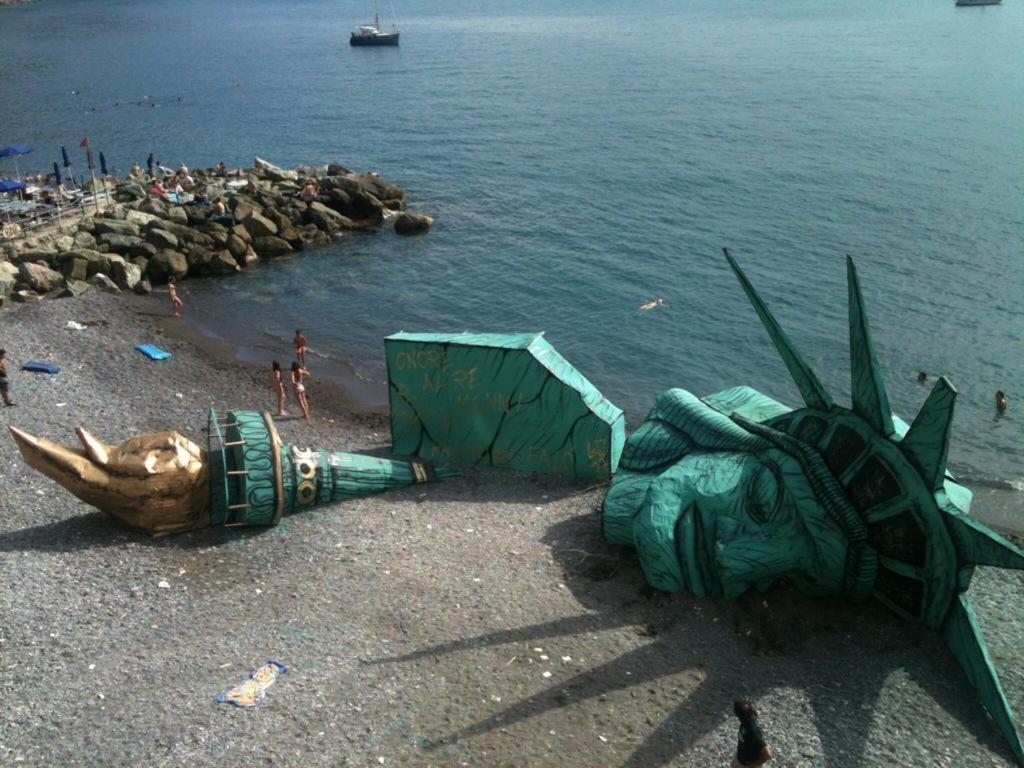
[217,660,287,708]
[65,321,87,330]
[135,344,172,361]
[21,361,59,374]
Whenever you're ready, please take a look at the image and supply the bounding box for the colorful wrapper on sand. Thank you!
[217,659,287,707]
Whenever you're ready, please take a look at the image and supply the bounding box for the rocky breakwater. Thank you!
[0,158,434,308]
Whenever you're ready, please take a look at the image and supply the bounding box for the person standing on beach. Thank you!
[291,361,311,419]
[996,390,1009,413]
[0,349,15,407]
[167,278,183,317]
[294,330,309,369]
[732,700,773,767]
[272,361,288,417]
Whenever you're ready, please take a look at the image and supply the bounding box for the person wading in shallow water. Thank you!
[733,700,773,767]
[0,349,15,406]
[294,329,309,369]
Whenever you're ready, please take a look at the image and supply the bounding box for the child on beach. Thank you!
[732,700,772,767]
[0,349,15,406]
[272,361,288,417]
[167,278,183,317]
[294,330,309,369]
[291,361,311,419]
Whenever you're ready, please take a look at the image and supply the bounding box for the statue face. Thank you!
[603,388,849,601]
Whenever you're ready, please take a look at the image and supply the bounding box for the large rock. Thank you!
[298,223,332,249]
[129,241,158,261]
[134,279,153,295]
[254,156,299,182]
[305,201,354,233]
[11,249,58,266]
[61,257,90,282]
[185,206,212,226]
[138,198,168,218]
[185,245,214,275]
[125,209,161,227]
[98,232,143,254]
[394,212,435,235]
[251,236,293,258]
[87,273,121,294]
[18,262,63,293]
[146,228,179,250]
[94,218,141,238]
[0,261,17,282]
[72,230,98,250]
[114,182,147,202]
[209,250,241,275]
[165,206,189,225]
[110,258,142,290]
[147,250,188,283]
[54,234,75,253]
[355,173,405,207]
[0,273,14,304]
[52,279,91,299]
[229,224,252,244]
[238,246,259,267]
[240,211,278,238]
[327,163,352,176]
[12,289,42,303]
[225,233,249,261]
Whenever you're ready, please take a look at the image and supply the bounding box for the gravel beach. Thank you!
[2,291,1023,767]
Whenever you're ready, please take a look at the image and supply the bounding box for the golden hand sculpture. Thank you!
[9,426,211,537]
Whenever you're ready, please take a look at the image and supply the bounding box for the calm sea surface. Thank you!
[2,0,1022,497]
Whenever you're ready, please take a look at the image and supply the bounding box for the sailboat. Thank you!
[350,4,399,46]
[955,0,1001,6]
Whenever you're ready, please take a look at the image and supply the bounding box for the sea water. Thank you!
[1,0,1021,501]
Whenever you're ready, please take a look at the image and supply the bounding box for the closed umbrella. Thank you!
[99,151,108,176]
[60,145,76,187]
[53,161,62,187]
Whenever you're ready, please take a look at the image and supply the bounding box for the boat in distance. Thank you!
[350,13,399,46]
[955,0,1001,6]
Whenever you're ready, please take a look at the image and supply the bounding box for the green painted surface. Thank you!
[386,332,625,479]
[604,253,1024,763]
[207,410,459,526]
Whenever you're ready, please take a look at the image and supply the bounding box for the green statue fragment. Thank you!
[8,409,458,537]
[604,250,1024,763]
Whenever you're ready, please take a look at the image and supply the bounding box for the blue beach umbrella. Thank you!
[53,161,62,186]
[99,151,108,176]
[60,145,71,168]
[0,145,33,182]
[0,179,27,191]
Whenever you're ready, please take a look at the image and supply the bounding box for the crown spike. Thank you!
[944,594,1024,764]
[945,512,1024,570]
[847,257,895,437]
[901,376,956,491]
[724,248,834,412]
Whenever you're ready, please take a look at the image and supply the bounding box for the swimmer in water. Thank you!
[917,371,929,385]
[996,390,1009,414]
[639,298,667,311]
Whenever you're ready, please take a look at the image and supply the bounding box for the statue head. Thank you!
[603,250,1024,762]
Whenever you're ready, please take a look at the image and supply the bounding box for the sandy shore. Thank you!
[1,291,1023,767]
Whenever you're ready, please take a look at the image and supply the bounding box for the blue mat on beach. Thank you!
[135,344,172,361]
[21,361,60,374]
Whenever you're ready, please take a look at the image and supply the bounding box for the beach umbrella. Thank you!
[0,145,33,182]
[99,151,108,176]
[146,152,154,177]
[53,161,62,186]
[0,180,26,191]
[60,145,76,187]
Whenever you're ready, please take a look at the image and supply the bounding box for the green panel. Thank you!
[944,595,1024,764]
[386,332,624,479]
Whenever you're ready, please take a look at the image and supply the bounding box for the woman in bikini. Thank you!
[291,361,311,419]
[272,361,288,417]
